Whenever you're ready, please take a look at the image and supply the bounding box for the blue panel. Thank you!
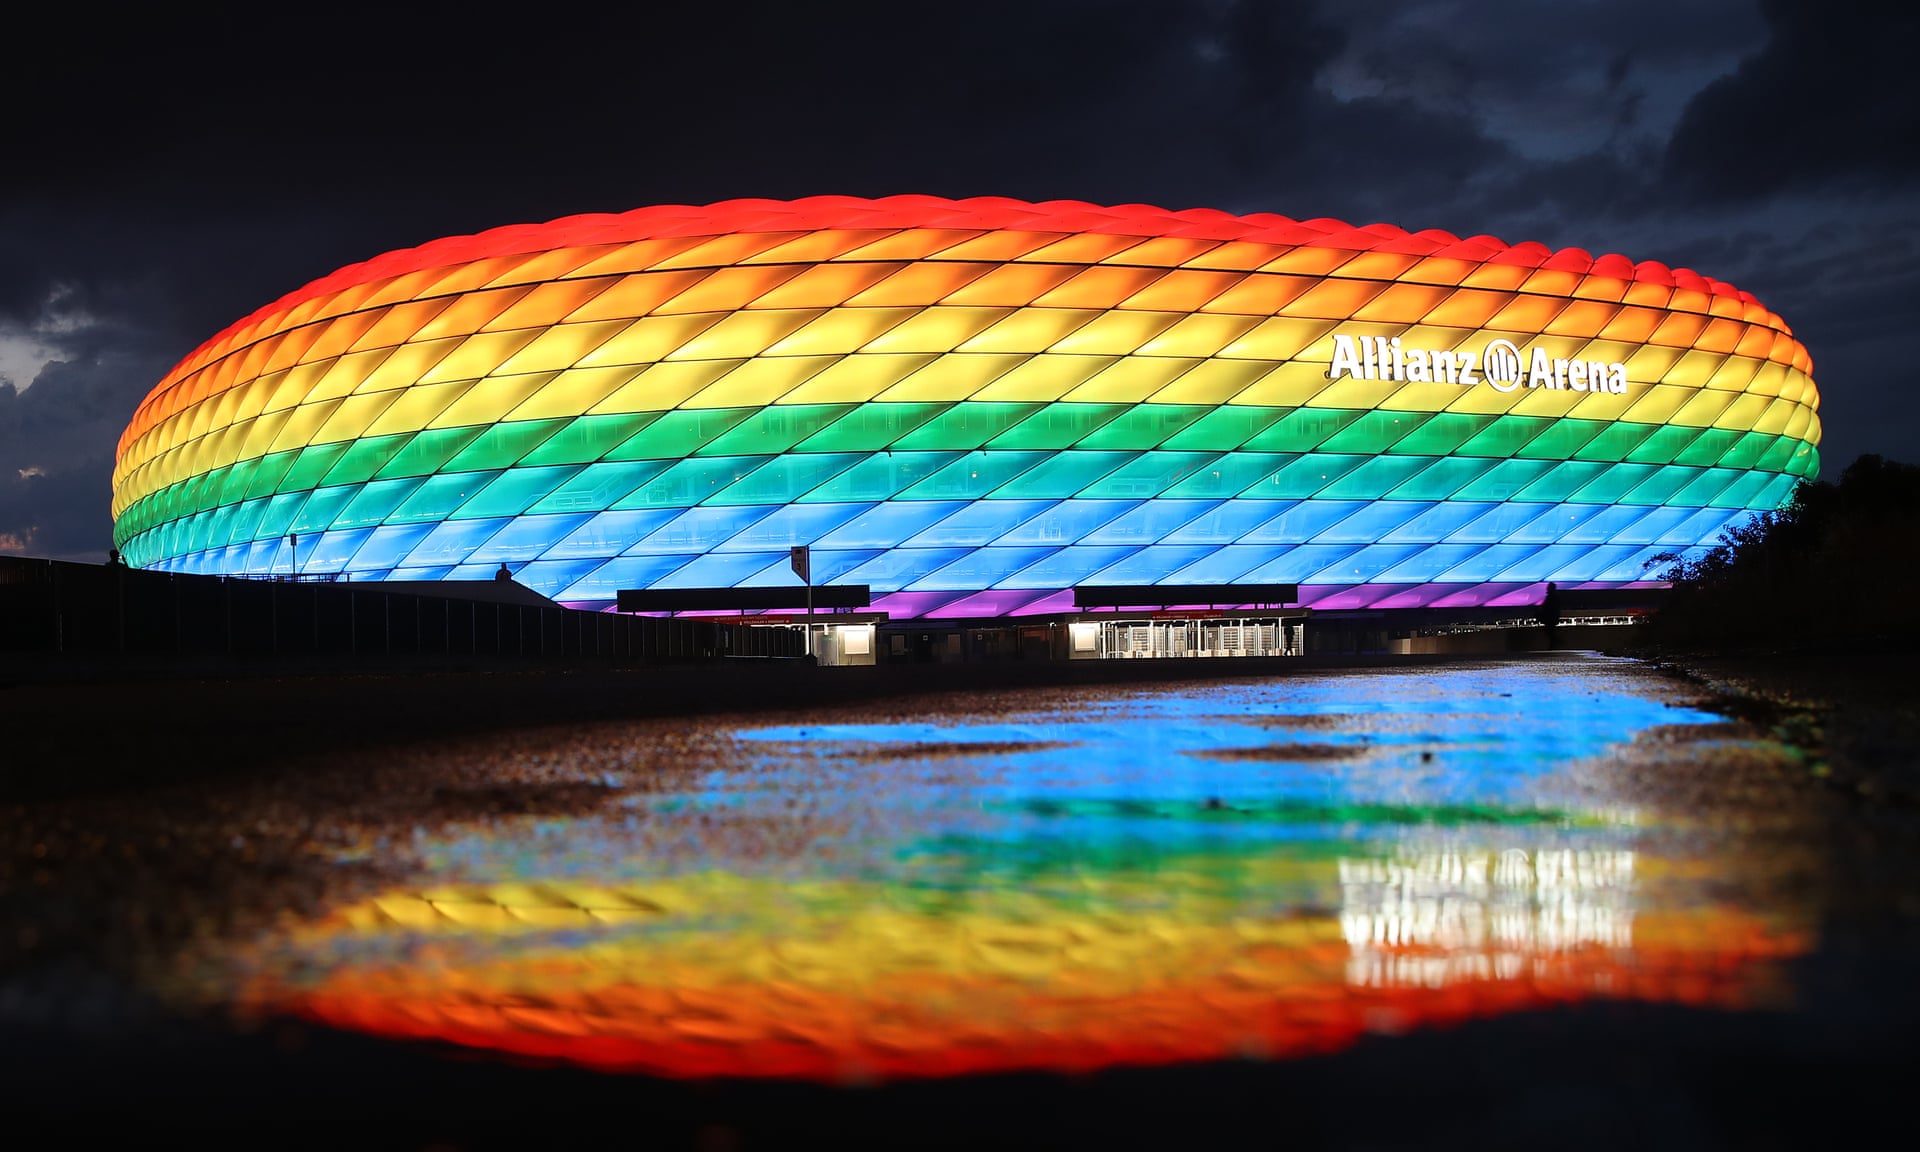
[1751,472,1798,508]
[506,558,605,600]
[628,505,780,554]
[1386,457,1499,500]
[815,501,967,548]
[655,551,790,588]
[1240,544,1363,583]
[1493,543,1593,582]
[225,497,270,545]
[558,554,701,601]
[1159,500,1288,544]
[1081,499,1219,545]
[843,547,973,591]
[1510,503,1610,543]
[1084,544,1221,585]
[1663,506,1745,547]
[445,563,503,581]
[1162,544,1283,584]
[543,508,685,560]
[1437,543,1544,583]
[998,500,1139,545]
[715,502,874,551]
[1557,503,1657,545]
[1612,505,1695,545]
[1379,544,1491,583]
[739,549,884,587]
[401,517,512,567]
[1447,503,1555,544]
[389,565,455,581]
[997,545,1141,589]
[908,546,1061,591]
[1239,501,1371,543]
[904,500,1056,547]
[1313,501,1429,544]
[302,527,375,573]
[349,523,438,570]
[469,513,597,564]
[1597,544,1678,581]
[1306,543,1426,583]
[1541,544,1640,582]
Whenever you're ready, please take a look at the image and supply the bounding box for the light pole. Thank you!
[288,532,299,578]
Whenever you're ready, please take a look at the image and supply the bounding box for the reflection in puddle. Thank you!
[224,658,1811,1081]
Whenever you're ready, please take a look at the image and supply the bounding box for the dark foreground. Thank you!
[3,650,1917,1150]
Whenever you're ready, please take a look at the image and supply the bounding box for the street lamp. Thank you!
[287,532,299,578]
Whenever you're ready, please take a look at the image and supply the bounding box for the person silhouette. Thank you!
[494,563,512,582]
[1541,581,1562,648]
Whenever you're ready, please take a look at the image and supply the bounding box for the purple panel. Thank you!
[926,588,1062,618]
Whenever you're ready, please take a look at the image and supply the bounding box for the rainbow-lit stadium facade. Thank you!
[111,196,1819,616]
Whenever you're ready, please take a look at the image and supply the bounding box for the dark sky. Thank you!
[3,0,1914,561]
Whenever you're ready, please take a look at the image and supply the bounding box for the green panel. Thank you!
[612,456,775,510]
[1623,465,1704,505]
[1787,442,1820,478]
[1570,462,1658,505]
[372,427,490,480]
[604,408,755,461]
[697,404,858,458]
[706,453,865,505]
[1074,404,1213,450]
[986,402,1128,450]
[1457,416,1550,459]
[898,450,1051,500]
[244,450,299,500]
[215,457,260,507]
[796,451,963,503]
[1074,451,1221,499]
[390,471,503,522]
[256,490,310,539]
[333,477,426,528]
[451,465,585,519]
[182,510,214,554]
[1160,405,1287,451]
[1243,408,1362,453]
[1623,423,1705,466]
[1672,427,1744,468]
[291,485,360,533]
[1163,452,1296,498]
[310,433,404,487]
[205,503,237,550]
[187,466,228,515]
[1263,454,1370,499]
[1714,431,1774,472]
[1317,410,1434,455]
[892,402,1046,451]
[1516,419,1604,461]
[795,402,953,452]
[1453,459,1556,501]
[275,442,353,494]
[226,497,269,544]
[1673,467,1742,507]
[1385,456,1499,501]
[527,460,673,514]
[988,451,1138,499]
[1384,412,1495,457]
[1752,435,1797,473]
[443,418,571,472]
[1514,460,1613,503]
[1320,455,1435,500]
[1571,421,1658,462]
[519,412,664,466]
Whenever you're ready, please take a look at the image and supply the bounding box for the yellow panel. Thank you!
[1619,384,1692,425]
[1696,317,1746,355]
[979,354,1161,403]
[1031,266,1168,310]
[848,263,994,307]
[1048,310,1182,356]
[1260,247,1353,276]
[1352,282,1453,324]
[1148,358,1275,406]
[739,229,898,265]
[764,307,920,356]
[937,230,1063,262]
[1218,316,1340,362]
[1782,404,1813,440]
[862,307,1013,354]
[1018,232,1143,264]
[1183,240,1288,271]
[778,353,938,405]
[1422,288,1510,329]
[1484,294,1568,334]
[351,337,464,395]
[1229,361,1338,407]
[957,308,1099,354]
[479,278,621,332]
[233,372,283,423]
[1134,313,1263,358]
[1308,374,1405,410]
[682,355,840,409]
[1378,381,1473,413]
[876,353,1031,402]
[1623,344,1686,383]
[576,314,727,368]
[268,399,343,454]
[559,270,713,322]
[1560,337,1640,366]
[206,381,246,432]
[1712,391,1773,431]
[1442,384,1526,416]
[1564,388,1636,422]
[307,348,398,404]
[418,330,544,384]
[503,366,648,421]
[587,359,746,414]
[1742,361,1787,399]
[491,320,634,375]
[1059,356,1202,404]
[263,360,330,414]
[364,381,477,437]
[941,263,1082,307]
[310,390,402,444]
[429,373,559,428]
[653,231,801,270]
[750,262,904,309]
[666,308,825,361]
[1117,269,1242,312]
[413,287,534,342]
[565,236,712,279]
[349,298,457,351]
[1284,278,1389,320]
[1801,411,1822,446]
[1749,398,1795,437]
[300,311,386,363]
[655,265,808,315]
[1459,263,1532,290]
[1703,355,1762,393]
[1509,387,1587,419]
[1543,299,1620,338]
[836,229,983,261]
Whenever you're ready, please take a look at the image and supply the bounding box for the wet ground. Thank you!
[2,651,1917,1148]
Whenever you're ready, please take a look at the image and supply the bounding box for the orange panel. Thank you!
[412,286,534,341]
[1197,273,1318,317]
[1336,251,1421,281]
[1598,306,1664,343]
[1542,299,1620,339]
[748,262,907,309]
[1695,317,1745,355]
[1031,266,1168,310]
[940,263,1082,307]
[1283,277,1389,320]
[1648,311,1711,348]
[1352,283,1453,324]
[1420,289,1509,329]
[1118,269,1244,312]
[937,230,1064,262]
[560,270,713,322]
[849,263,998,307]
[479,278,622,332]
[652,265,808,315]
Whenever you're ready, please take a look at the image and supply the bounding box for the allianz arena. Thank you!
[111,196,1819,617]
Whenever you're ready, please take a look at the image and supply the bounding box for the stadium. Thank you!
[109,196,1820,655]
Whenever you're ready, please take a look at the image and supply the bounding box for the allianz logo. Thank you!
[1328,333,1629,394]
